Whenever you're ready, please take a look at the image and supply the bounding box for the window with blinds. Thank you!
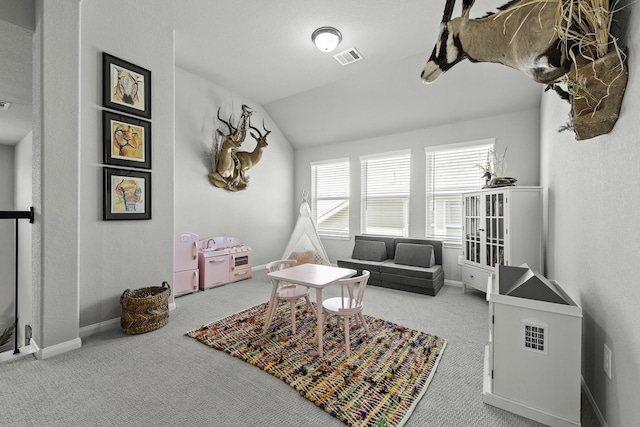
[425,140,494,242]
[360,150,410,237]
[311,159,350,238]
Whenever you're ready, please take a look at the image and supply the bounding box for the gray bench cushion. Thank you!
[352,239,387,262]
[337,258,385,272]
[336,258,383,284]
[379,261,442,280]
[394,238,443,265]
[394,243,435,268]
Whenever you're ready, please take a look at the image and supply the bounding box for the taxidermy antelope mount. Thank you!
[421,0,571,85]
[235,121,270,184]
[208,104,270,192]
[209,104,252,190]
[421,0,628,140]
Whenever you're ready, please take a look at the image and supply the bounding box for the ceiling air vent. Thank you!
[333,48,363,66]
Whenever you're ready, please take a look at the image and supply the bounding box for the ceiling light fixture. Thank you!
[311,27,342,53]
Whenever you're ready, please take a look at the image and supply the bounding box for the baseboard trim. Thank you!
[483,390,580,427]
[445,279,463,288]
[0,340,39,363]
[79,318,120,339]
[36,337,82,360]
[581,376,607,427]
[80,304,176,339]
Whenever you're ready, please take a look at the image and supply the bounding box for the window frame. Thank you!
[310,158,350,239]
[360,150,411,237]
[425,140,495,243]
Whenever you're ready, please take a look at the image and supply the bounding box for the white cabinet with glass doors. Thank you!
[461,187,543,293]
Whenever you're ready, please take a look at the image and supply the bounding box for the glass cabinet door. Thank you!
[484,192,505,268]
[464,194,481,264]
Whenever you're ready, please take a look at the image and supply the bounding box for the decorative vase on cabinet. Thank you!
[461,187,543,293]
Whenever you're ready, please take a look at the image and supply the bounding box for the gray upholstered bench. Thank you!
[337,235,444,296]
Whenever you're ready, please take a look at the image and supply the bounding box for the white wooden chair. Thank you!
[265,260,316,334]
[322,270,370,357]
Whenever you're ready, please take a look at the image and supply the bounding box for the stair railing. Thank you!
[0,207,34,354]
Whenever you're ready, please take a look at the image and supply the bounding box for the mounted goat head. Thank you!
[421,0,571,85]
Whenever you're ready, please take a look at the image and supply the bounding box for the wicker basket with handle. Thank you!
[120,281,171,334]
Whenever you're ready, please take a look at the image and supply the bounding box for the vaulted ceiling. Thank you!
[0,0,543,147]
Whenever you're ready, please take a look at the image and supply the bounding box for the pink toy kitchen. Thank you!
[173,233,252,297]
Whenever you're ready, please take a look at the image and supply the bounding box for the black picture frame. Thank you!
[102,52,151,119]
[103,167,152,220]
[102,111,151,169]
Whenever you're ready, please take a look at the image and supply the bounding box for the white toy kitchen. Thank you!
[197,236,252,290]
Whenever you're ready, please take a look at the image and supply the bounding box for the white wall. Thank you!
[295,108,541,281]
[29,0,293,350]
[0,144,16,206]
[28,0,176,357]
[32,0,82,353]
[0,136,32,352]
[78,0,175,327]
[174,68,295,267]
[0,144,16,349]
[540,5,640,425]
[14,131,32,351]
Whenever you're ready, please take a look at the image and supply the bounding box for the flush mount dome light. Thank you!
[312,26,342,52]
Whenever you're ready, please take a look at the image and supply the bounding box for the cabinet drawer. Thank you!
[229,267,252,283]
[462,265,491,292]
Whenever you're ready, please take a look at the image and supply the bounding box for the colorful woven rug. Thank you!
[186,301,446,427]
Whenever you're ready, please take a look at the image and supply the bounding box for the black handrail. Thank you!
[0,207,34,354]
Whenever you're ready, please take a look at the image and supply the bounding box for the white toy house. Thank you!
[483,264,583,427]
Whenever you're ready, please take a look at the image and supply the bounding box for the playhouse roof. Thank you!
[498,264,571,305]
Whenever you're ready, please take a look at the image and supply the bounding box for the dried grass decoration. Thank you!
[120,282,171,334]
[497,0,628,140]
[554,0,628,139]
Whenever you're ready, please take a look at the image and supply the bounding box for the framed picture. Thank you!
[103,111,151,169]
[103,167,151,220]
[102,52,151,119]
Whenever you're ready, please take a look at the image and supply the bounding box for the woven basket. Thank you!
[120,282,171,335]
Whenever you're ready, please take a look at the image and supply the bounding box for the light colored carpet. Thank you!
[0,269,598,426]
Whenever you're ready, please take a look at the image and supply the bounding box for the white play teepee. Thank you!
[282,192,330,265]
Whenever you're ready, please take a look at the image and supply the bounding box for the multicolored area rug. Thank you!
[186,301,446,427]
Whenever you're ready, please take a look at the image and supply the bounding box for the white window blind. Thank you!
[360,151,410,237]
[311,159,350,238]
[425,141,494,242]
